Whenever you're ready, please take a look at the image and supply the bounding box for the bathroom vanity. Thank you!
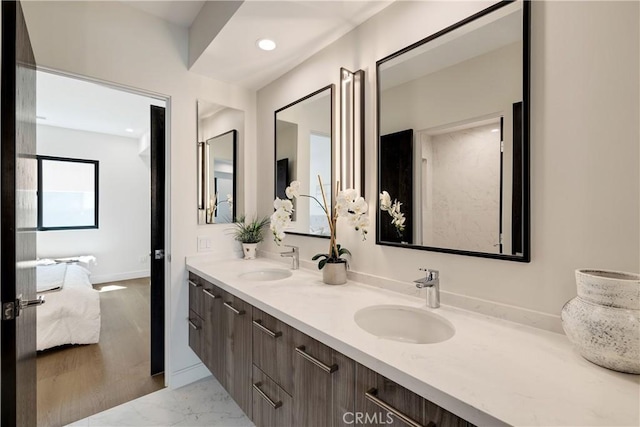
[186,257,639,427]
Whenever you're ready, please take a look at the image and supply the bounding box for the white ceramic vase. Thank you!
[561,269,640,374]
[242,243,257,260]
[322,261,347,285]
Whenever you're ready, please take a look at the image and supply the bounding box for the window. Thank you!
[37,156,99,230]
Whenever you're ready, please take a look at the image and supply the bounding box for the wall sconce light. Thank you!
[340,67,365,195]
[197,141,205,210]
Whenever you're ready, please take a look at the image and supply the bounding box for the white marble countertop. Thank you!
[186,257,640,427]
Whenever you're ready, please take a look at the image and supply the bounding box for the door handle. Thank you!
[154,249,165,260]
[3,295,45,320]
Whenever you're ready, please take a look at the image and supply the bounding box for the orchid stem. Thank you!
[318,175,339,259]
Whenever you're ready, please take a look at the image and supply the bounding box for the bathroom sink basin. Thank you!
[354,305,455,344]
[238,268,292,281]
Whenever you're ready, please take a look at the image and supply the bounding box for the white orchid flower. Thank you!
[379,191,391,211]
[274,197,293,213]
[285,181,301,199]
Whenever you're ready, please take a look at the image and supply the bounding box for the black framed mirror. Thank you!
[197,101,244,225]
[274,85,334,238]
[376,0,530,262]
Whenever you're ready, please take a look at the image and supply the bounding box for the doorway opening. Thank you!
[34,69,169,426]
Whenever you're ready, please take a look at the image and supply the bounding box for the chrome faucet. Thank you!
[414,268,440,308]
[281,245,299,270]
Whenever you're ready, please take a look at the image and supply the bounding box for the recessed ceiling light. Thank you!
[125,128,134,133]
[491,128,499,133]
[257,38,277,51]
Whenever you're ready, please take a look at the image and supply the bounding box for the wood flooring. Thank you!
[37,277,165,427]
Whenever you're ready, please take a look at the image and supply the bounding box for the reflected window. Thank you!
[37,156,99,230]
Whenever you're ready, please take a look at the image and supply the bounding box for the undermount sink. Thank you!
[238,268,292,281]
[354,305,455,344]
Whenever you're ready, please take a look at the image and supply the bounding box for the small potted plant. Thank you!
[231,215,270,259]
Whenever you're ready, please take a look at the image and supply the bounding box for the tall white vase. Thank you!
[561,269,640,374]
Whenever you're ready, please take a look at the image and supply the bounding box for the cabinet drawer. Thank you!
[188,272,203,317]
[187,310,203,360]
[252,307,295,394]
[355,364,474,427]
[252,365,293,427]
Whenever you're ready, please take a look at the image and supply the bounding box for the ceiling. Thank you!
[122,0,394,90]
[37,71,165,139]
[190,1,393,89]
[123,1,206,27]
[38,1,393,138]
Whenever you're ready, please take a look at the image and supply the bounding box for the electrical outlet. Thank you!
[139,255,148,264]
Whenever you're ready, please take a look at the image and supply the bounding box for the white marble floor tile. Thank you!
[66,376,254,427]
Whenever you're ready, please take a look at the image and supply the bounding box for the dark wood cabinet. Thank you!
[252,308,295,394]
[222,291,253,418]
[187,273,205,362]
[187,272,474,427]
[252,365,293,427]
[201,281,226,387]
[292,330,355,427]
[355,364,474,427]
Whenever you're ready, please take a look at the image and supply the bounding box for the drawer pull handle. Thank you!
[253,320,282,338]
[364,388,430,427]
[202,288,218,299]
[295,345,338,374]
[187,319,200,330]
[223,301,246,315]
[188,280,201,288]
[253,382,282,409]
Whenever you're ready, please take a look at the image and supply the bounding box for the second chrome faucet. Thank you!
[414,268,440,308]
[281,245,299,270]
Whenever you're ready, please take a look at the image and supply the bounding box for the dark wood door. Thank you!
[292,331,355,427]
[150,105,165,375]
[223,292,252,418]
[0,1,38,425]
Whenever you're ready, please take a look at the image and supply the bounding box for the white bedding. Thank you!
[37,264,101,351]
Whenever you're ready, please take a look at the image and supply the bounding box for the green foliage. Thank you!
[231,215,270,244]
[311,244,351,270]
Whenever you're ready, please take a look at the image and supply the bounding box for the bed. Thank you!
[37,259,101,351]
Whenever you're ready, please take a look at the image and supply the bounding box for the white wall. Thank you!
[257,1,639,326]
[37,124,150,283]
[22,1,257,387]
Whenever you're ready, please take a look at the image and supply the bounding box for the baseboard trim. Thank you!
[91,270,149,284]
[169,362,212,389]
